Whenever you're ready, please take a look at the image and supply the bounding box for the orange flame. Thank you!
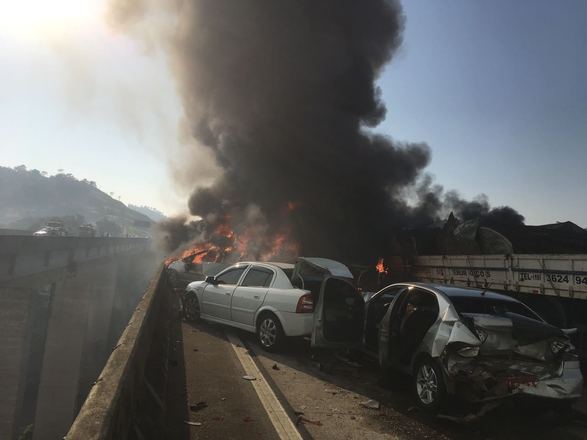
[260,231,299,262]
[214,222,235,239]
[165,219,299,266]
[375,257,388,274]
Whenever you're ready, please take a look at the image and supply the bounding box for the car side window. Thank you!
[216,267,247,285]
[241,268,274,288]
[376,286,405,305]
[400,289,439,322]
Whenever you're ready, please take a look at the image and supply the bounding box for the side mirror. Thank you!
[205,276,218,285]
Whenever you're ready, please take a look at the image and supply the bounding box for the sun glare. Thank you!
[0,0,103,41]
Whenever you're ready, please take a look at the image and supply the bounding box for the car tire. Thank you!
[183,293,201,322]
[257,313,285,352]
[412,357,447,413]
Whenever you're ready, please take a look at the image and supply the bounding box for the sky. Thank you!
[1,0,586,225]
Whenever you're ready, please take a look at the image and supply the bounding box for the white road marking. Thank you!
[226,331,303,440]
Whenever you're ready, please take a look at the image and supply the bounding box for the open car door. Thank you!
[311,276,365,349]
[291,257,354,288]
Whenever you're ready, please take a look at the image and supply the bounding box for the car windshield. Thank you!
[450,296,542,321]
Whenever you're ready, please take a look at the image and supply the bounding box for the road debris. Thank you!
[242,375,257,381]
[437,401,502,424]
[243,416,253,422]
[184,421,203,426]
[189,401,208,412]
[360,399,380,410]
[272,363,280,370]
[220,397,227,401]
[297,416,323,426]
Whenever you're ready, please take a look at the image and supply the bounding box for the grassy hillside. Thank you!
[0,166,153,236]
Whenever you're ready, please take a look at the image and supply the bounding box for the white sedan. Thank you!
[182,257,354,350]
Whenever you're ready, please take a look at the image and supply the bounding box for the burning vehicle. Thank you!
[313,279,583,412]
[163,214,300,290]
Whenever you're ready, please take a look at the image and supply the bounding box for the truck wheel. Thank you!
[413,358,447,413]
[257,313,285,352]
[183,293,200,322]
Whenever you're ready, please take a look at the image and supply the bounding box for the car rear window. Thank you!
[450,297,542,321]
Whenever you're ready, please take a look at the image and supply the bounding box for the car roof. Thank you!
[234,261,295,289]
[238,261,294,270]
[263,262,295,270]
[406,282,519,302]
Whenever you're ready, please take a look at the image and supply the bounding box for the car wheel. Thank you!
[257,313,284,352]
[413,358,447,413]
[183,293,201,322]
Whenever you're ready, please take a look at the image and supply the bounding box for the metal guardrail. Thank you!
[66,266,173,440]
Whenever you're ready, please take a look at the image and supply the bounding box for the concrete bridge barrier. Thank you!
[66,267,173,440]
[0,236,150,285]
[0,237,158,440]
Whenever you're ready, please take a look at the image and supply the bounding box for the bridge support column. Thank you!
[76,259,119,409]
[0,287,35,440]
[32,259,118,440]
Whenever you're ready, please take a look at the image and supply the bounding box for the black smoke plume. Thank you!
[111,1,524,261]
[444,192,525,229]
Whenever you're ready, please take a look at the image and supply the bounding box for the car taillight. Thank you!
[296,293,313,313]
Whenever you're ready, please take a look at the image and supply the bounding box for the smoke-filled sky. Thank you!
[1,0,586,227]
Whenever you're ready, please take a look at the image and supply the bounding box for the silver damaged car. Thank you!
[311,281,583,412]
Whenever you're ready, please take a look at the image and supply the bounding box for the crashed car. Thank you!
[312,279,583,411]
[183,257,352,351]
